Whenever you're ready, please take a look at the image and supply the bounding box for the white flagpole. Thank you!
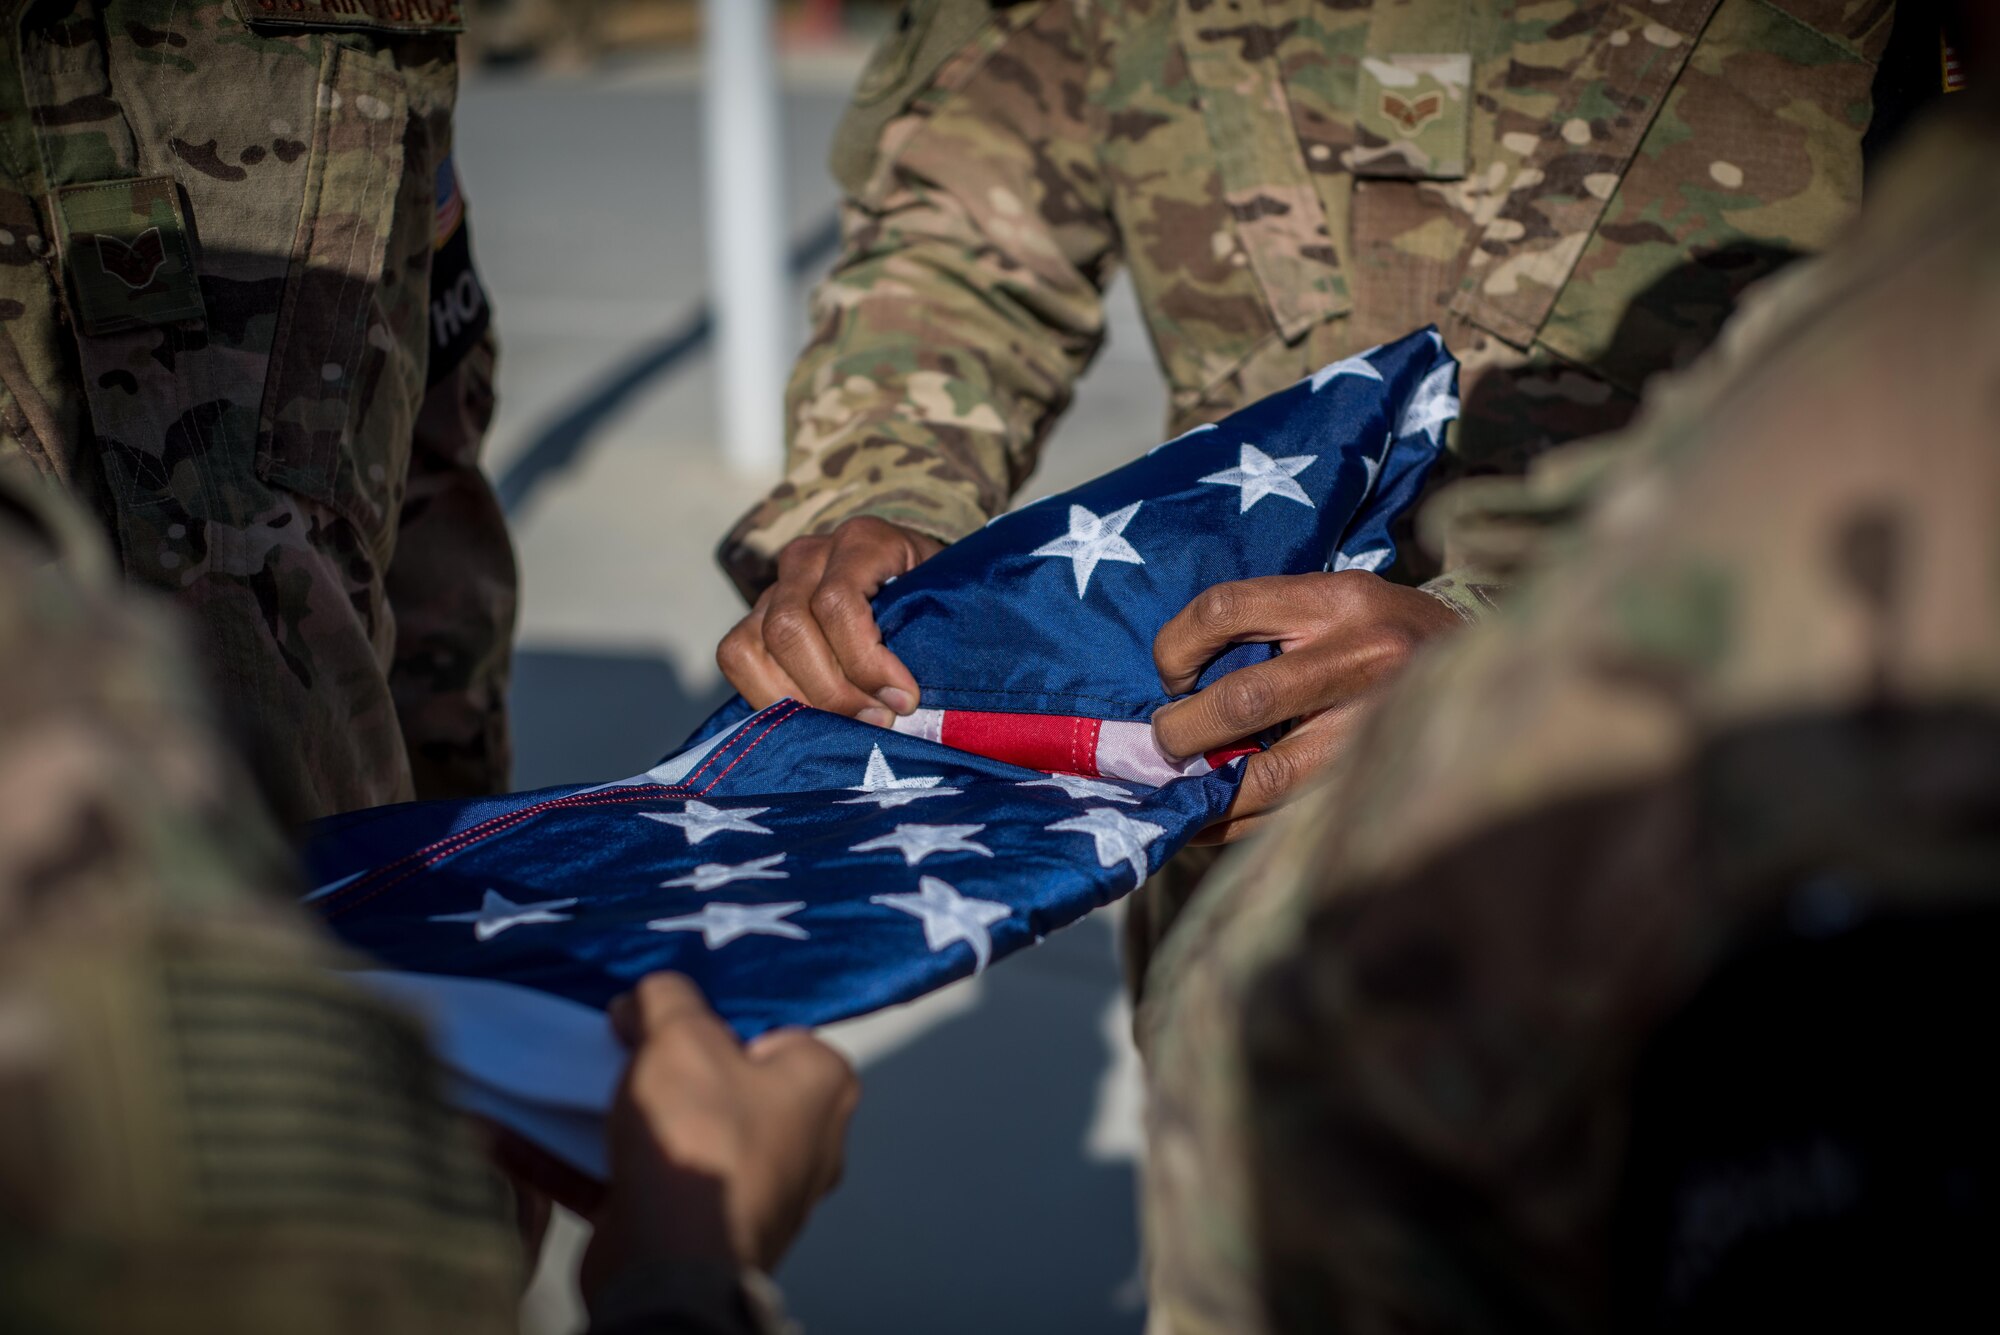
[702,0,789,476]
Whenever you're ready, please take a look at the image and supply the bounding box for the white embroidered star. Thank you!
[1201,443,1318,514]
[647,901,810,949]
[640,800,773,845]
[849,823,994,866]
[660,853,789,892]
[1018,774,1142,805]
[1358,433,1388,494]
[1308,351,1384,391]
[1047,806,1168,889]
[838,746,960,809]
[429,889,578,942]
[1332,547,1392,573]
[1397,360,1459,446]
[1031,502,1146,597]
[871,876,1012,973]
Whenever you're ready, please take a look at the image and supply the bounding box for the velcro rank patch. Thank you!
[1351,53,1473,182]
[55,176,205,336]
[230,0,465,33]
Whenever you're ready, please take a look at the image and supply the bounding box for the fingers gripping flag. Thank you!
[305,329,1459,1174]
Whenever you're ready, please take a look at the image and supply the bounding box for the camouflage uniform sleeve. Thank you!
[717,0,1118,599]
[389,326,520,801]
[0,462,526,1335]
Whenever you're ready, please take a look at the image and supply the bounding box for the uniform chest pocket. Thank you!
[1750,0,1890,52]
[220,3,464,546]
[1176,1,1351,347]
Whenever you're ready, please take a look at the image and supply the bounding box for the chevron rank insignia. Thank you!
[1352,53,1472,182]
[56,176,205,335]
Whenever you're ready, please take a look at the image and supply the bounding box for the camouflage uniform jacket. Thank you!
[1136,95,2000,1335]
[721,0,1891,610]
[0,0,518,829]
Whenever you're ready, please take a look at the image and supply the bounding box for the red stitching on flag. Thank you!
[325,789,700,920]
[684,699,800,791]
[1073,716,1102,777]
[320,700,804,914]
[689,700,805,794]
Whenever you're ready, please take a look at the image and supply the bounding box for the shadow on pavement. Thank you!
[777,917,1146,1335]
[494,214,842,520]
[511,646,734,789]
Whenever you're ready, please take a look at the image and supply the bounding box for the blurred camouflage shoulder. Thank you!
[1140,93,2000,1335]
[0,459,291,924]
[0,464,521,1335]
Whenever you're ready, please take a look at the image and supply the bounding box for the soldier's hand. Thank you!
[581,974,859,1294]
[717,517,942,725]
[1152,573,1463,845]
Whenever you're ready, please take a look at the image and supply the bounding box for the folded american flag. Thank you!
[304,328,1458,1173]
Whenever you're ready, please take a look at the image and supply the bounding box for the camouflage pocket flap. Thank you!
[1755,0,1896,59]
[54,177,205,336]
[831,0,1031,197]
[1351,54,1472,182]
[854,0,941,107]
[1178,2,1353,339]
[228,0,464,33]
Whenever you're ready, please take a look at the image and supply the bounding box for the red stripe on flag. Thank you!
[940,710,1103,777]
[1205,744,1261,770]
